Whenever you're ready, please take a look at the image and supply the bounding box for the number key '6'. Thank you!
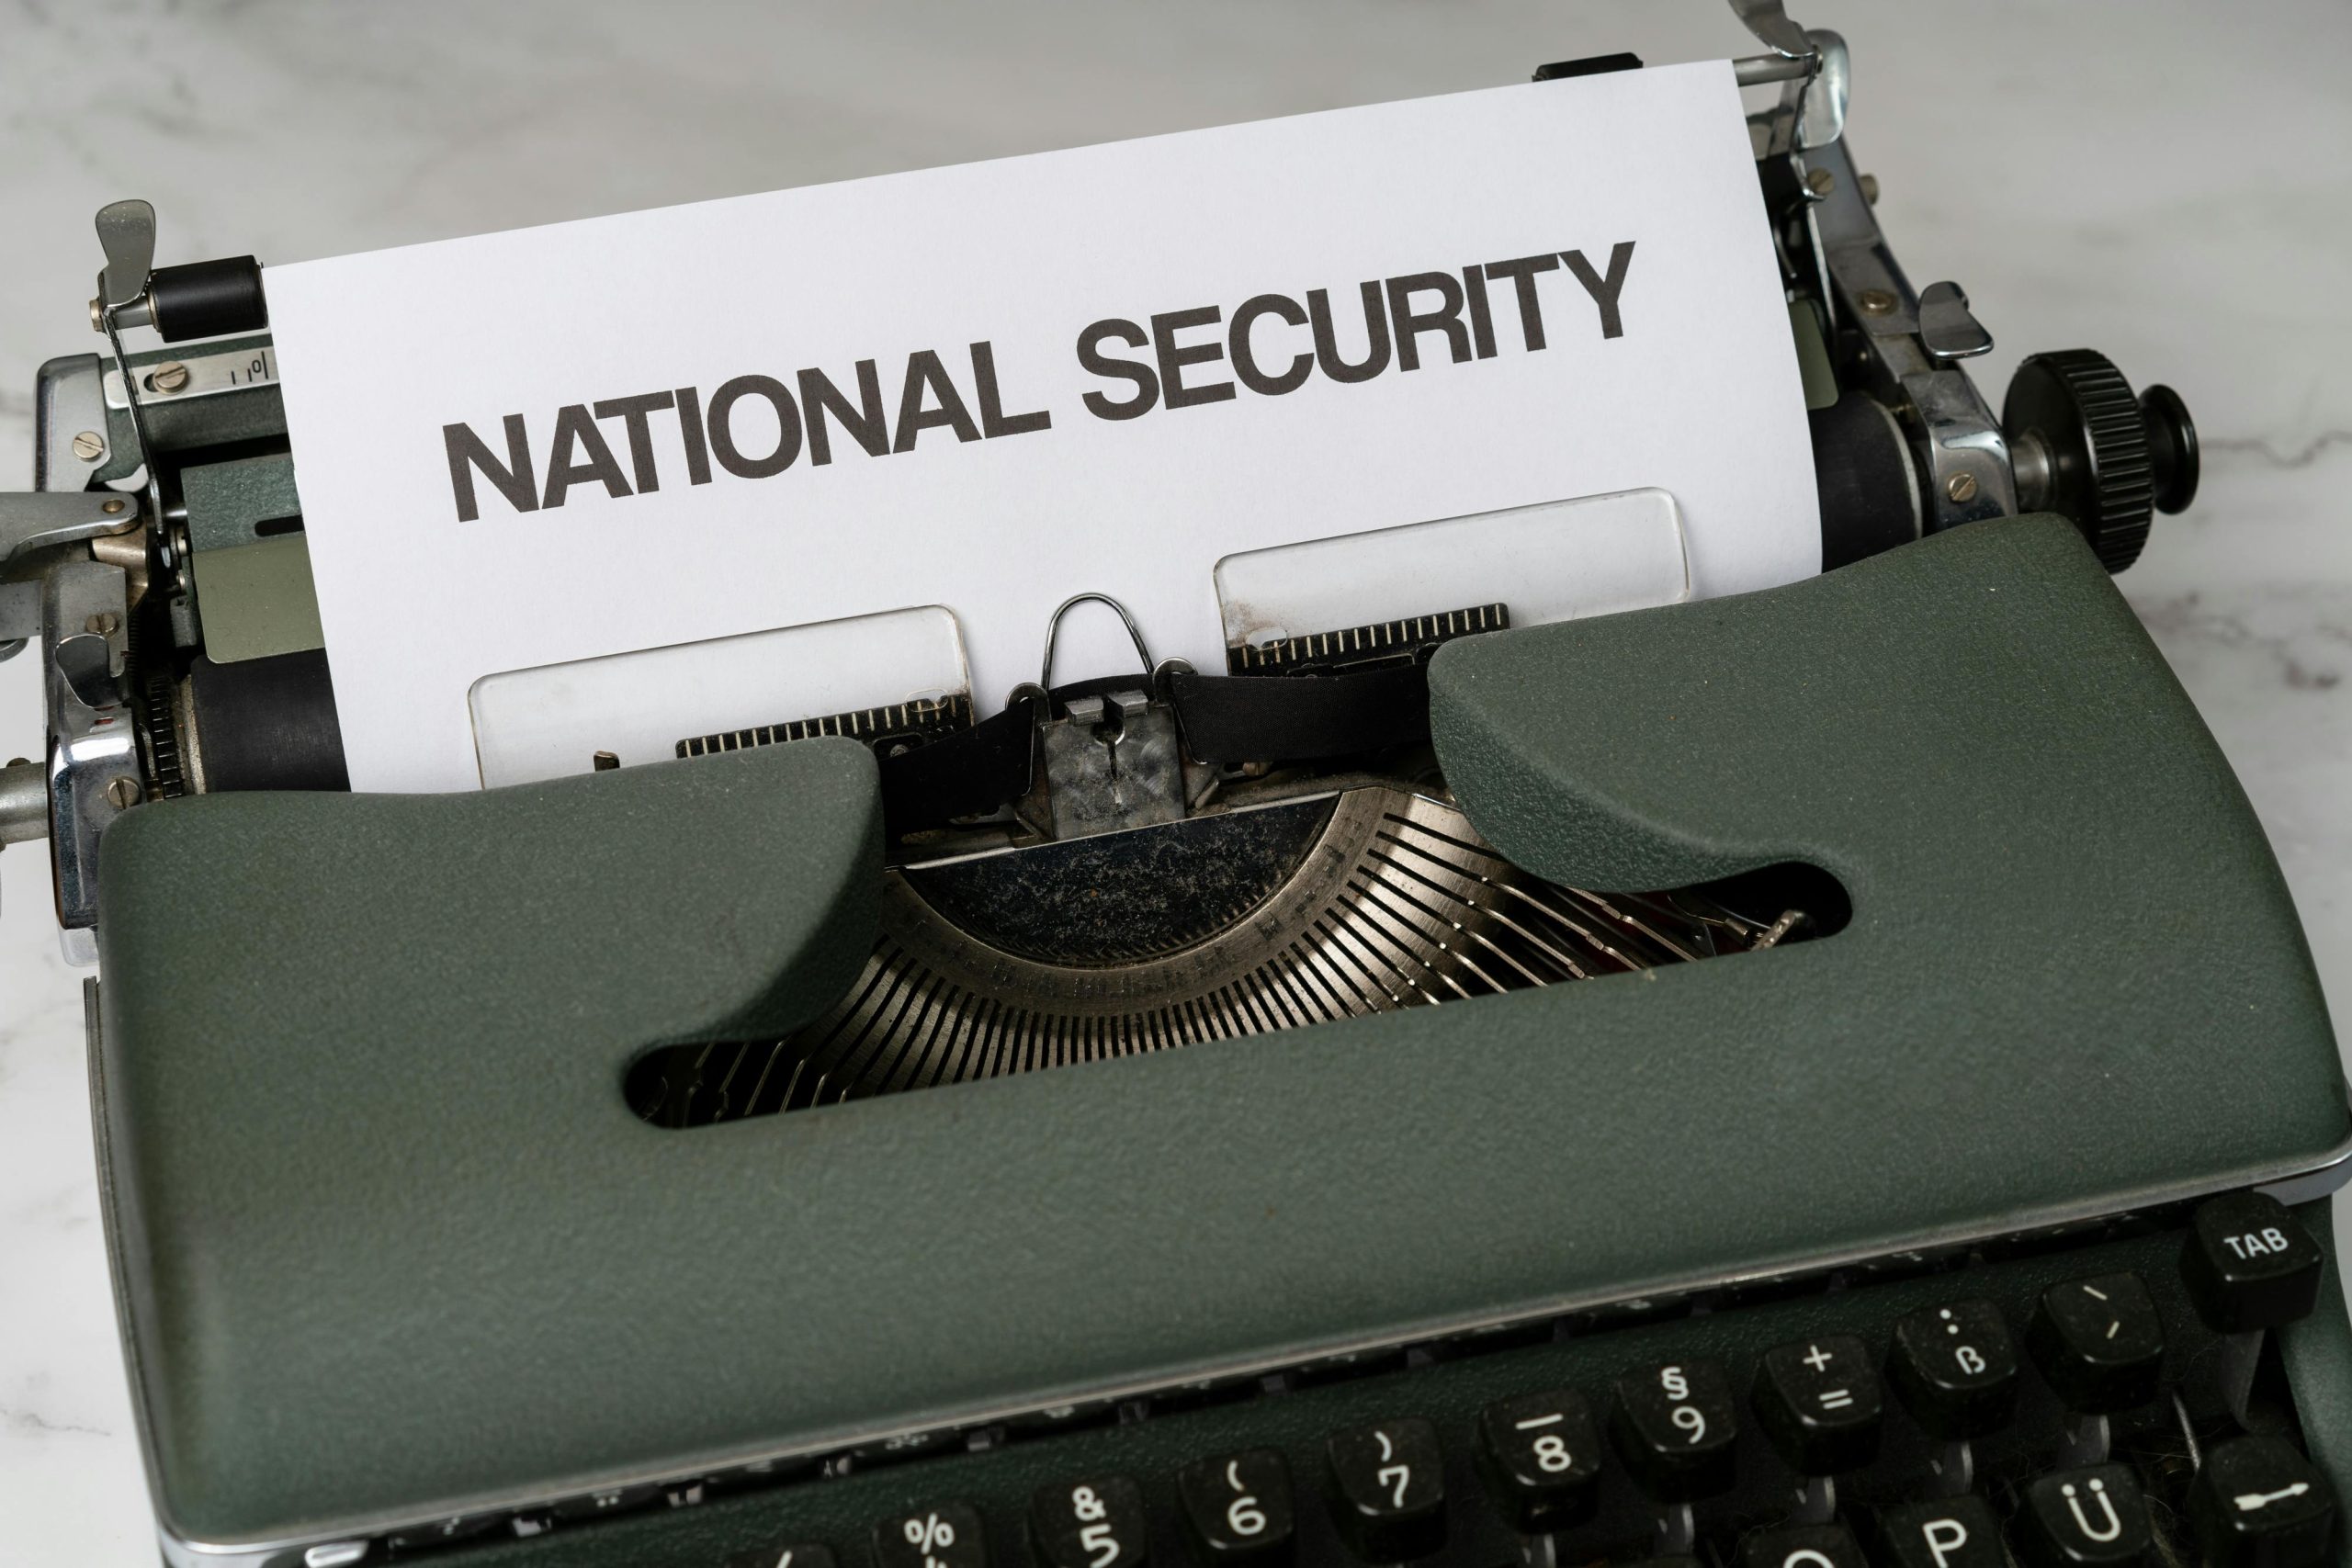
[1177,1450,1295,1565]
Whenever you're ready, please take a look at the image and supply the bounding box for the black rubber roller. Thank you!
[149,255,267,343]
[1811,391,1922,570]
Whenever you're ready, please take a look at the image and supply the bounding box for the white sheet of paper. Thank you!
[267,60,1816,793]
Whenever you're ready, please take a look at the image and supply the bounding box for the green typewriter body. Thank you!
[1,7,2342,1568]
[83,513,2351,1568]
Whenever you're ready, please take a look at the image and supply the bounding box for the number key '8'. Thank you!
[1476,1389,1602,1534]
[1031,1475,1149,1568]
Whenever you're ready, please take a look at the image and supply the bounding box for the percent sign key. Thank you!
[878,1506,989,1568]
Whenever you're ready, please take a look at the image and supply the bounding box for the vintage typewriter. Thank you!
[3,6,2346,1568]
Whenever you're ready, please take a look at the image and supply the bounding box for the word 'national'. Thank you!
[439,243,1637,522]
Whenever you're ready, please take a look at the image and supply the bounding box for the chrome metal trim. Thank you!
[1798,137,2015,528]
[0,491,141,572]
[41,558,141,960]
[102,343,277,410]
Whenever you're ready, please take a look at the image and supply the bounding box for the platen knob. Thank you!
[2003,349,2199,573]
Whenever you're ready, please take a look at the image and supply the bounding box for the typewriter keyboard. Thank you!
[419,1193,2339,1568]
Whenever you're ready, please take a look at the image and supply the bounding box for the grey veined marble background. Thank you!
[2,1,2347,1558]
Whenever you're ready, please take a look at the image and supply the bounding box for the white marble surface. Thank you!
[2,1,2346,1560]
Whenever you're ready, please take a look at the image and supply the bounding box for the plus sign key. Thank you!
[1753,1335,1881,1475]
[876,1506,988,1568]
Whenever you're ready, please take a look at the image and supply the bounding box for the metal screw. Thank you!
[593,750,621,772]
[71,430,107,463]
[88,297,105,333]
[1946,472,1980,504]
[85,611,120,637]
[106,776,141,810]
[152,361,191,394]
[101,496,127,515]
[1857,288,1897,316]
[1859,173,1881,206]
[1805,168,1835,197]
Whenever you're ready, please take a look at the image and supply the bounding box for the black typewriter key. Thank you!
[2191,1434,2338,1568]
[2020,1465,2153,1568]
[876,1505,988,1568]
[730,1547,842,1568]
[1177,1449,1295,1566]
[1475,1388,1601,1533]
[1033,1476,1150,1568]
[1610,1359,1737,1502]
[1876,1496,2005,1568]
[2028,1272,2165,1413]
[1889,1299,2018,1438]
[1752,1335,1882,1474]
[1325,1419,1446,1562]
[2184,1192,2325,1334]
[1739,1523,1867,1568]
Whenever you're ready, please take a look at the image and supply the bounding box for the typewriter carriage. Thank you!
[0,3,2201,976]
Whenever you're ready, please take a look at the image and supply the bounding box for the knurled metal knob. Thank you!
[2003,349,2199,574]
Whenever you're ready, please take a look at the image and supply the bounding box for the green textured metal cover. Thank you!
[92,513,2344,1551]
[180,450,301,554]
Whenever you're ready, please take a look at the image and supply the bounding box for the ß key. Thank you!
[1177,1450,1295,1567]
[1475,1388,1601,1533]
[1888,1299,2018,1439]
[2028,1273,2165,1414]
[1325,1419,1446,1562]
[1611,1359,1737,1503]
[1752,1335,1882,1475]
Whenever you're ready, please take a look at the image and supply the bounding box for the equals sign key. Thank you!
[1757,1337,1883,1475]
